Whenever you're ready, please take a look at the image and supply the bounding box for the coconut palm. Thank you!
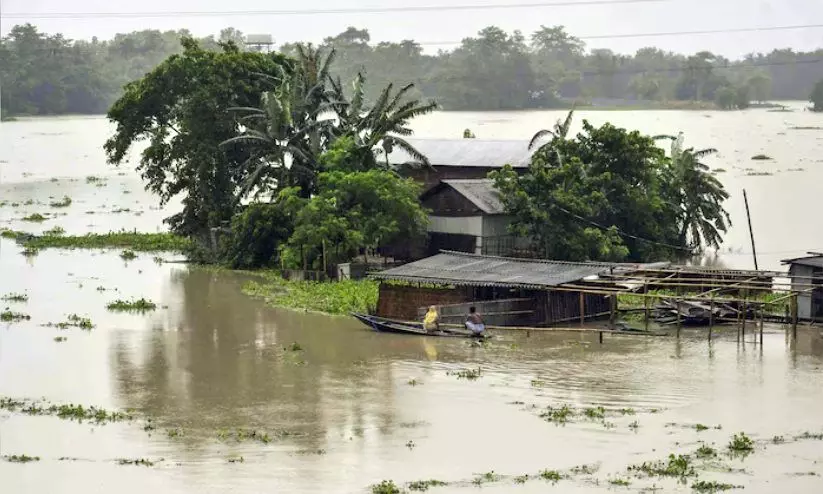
[658,133,730,251]
[527,108,575,167]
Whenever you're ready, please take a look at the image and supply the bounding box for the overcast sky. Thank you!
[2,0,822,57]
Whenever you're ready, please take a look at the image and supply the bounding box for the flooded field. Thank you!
[2,108,823,493]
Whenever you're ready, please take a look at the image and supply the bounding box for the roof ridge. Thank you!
[437,250,630,268]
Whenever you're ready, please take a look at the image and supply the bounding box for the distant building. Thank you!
[387,138,533,192]
[782,252,823,321]
[419,179,528,257]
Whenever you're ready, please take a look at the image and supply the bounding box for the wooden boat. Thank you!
[352,313,489,339]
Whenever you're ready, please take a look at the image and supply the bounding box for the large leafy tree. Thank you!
[103,37,292,238]
[658,133,730,251]
[493,117,691,262]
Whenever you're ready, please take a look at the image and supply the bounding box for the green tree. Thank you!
[494,117,684,262]
[715,85,737,109]
[811,79,823,112]
[657,133,730,251]
[747,73,772,103]
[103,38,292,238]
[287,169,429,268]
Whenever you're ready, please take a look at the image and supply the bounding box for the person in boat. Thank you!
[423,305,440,333]
[465,306,486,336]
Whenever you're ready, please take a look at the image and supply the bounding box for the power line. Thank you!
[4,0,670,19]
[416,23,823,46]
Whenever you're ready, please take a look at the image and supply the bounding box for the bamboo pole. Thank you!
[759,308,764,345]
[792,294,798,339]
[579,292,585,326]
[676,300,681,338]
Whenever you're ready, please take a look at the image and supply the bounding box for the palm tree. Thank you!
[329,72,438,171]
[528,108,575,167]
[657,133,730,251]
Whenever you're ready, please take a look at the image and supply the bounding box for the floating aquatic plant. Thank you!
[120,250,137,260]
[583,406,606,420]
[21,213,48,222]
[540,404,574,424]
[514,475,530,484]
[538,469,563,482]
[691,480,742,492]
[609,478,631,486]
[227,456,244,464]
[1,293,28,303]
[727,433,755,453]
[371,480,401,494]
[43,314,94,330]
[695,444,718,458]
[407,379,421,386]
[472,471,500,485]
[628,454,696,479]
[407,479,447,491]
[1,310,31,322]
[106,298,157,312]
[3,454,40,463]
[53,336,67,342]
[49,196,72,208]
[447,367,482,380]
[750,154,772,160]
[44,226,65,236]
[116,458,155,467]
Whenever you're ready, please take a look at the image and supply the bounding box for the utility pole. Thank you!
[743,189,758,271]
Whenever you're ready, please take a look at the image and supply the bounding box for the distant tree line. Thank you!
[2,23,822,118]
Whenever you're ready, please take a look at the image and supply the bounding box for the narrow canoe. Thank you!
[352,313,489,339]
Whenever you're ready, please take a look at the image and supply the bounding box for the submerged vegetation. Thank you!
[0,398,134,424]
[628,454,696,479]
[1,292,28,303]
[242,276,378,315]
[1,310,31,322]
[49,195,73,208]
[43,314,94,330]
[3,454,40,463]
[446,367,483,380]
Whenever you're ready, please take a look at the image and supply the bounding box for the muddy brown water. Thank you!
[2,109,823,492]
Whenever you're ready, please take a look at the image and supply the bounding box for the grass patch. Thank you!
[106,298,157,312]
[727,433,755,453]
[3,454,40,463]
[751,154,772,160]
[1,310,31,322]
[514,474,530,484]
[22,213,48,222]
[371,480,401,494]
[692,480,742,492]
[1,292,28,303]
[54,336,67,342]
[628,454,696,479]
[407,479,448,491]
[10,230,191,252]
[49,196,72,208]
[120,250,137,260]
[43,226,65,236]
[242,276,378,315]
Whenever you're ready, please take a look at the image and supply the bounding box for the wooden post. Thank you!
[599,331,604,344]
[759,306,764,345]
[644,295,650,332]
[676,300,681,338]
[743,189,759,271]
[792,294,798,339]
[609,295,616,326]
[708,298,714,342]
[579,292,585,326]
[741,291,748,340]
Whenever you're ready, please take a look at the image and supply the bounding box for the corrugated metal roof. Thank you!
[783,256,823,268]
[441,179,505,215]
[371,251,658,289]
[388,138,533,168]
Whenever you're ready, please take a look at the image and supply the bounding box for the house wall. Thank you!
[790,264,814,320]
[428,216,484,237]
[422,186,483,217]
[377,283,474,320]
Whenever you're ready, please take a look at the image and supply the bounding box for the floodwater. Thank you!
[2,108,823,493]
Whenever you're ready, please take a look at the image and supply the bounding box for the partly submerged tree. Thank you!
[104,37,292,238]
[811,79,823,112]
[657,133,730,251]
